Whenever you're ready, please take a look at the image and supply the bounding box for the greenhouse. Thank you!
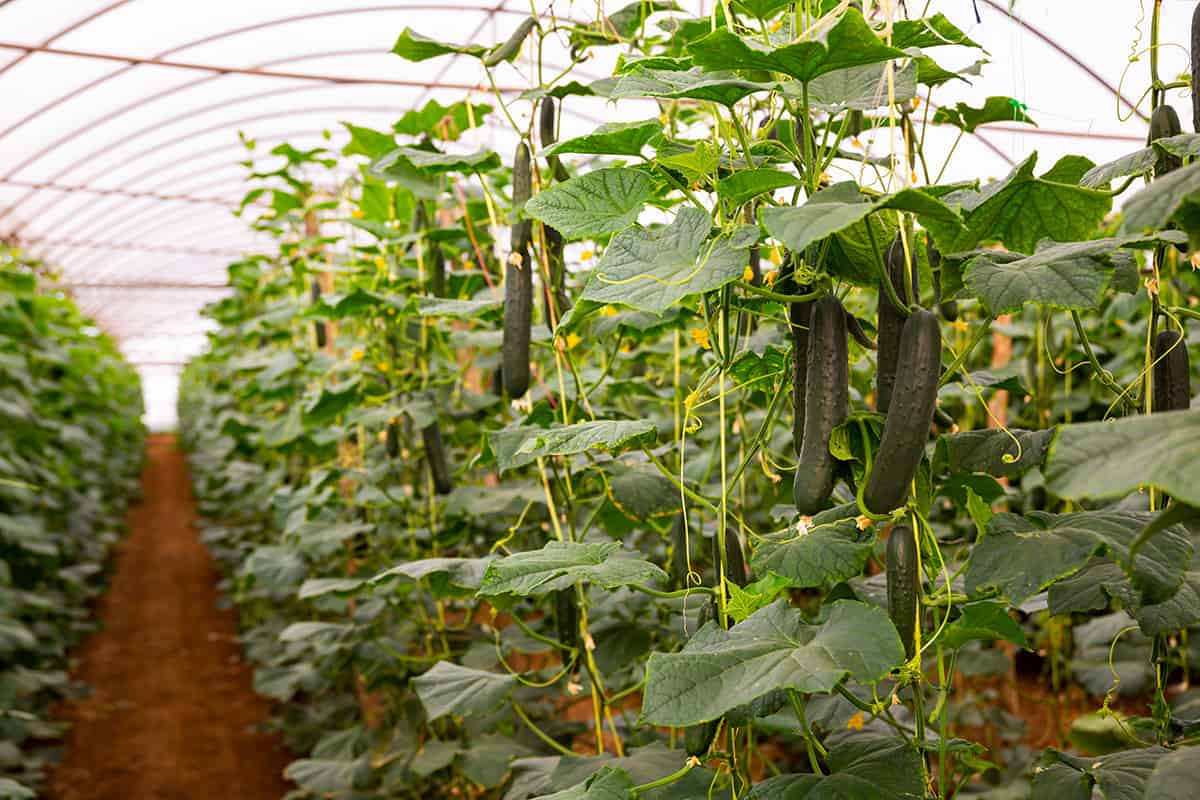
[2,0,1200,797]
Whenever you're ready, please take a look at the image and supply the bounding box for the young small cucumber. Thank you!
[310,280,327,349]
[386,420,400,459]
[503,142,533,397]
[789,283,813,458]
[793,296,849,514]
[1150,105,1183,177]
[421,421,453,495]
[1152,329,1192,412]
[876,236,919,412]
[863,309,942,514]
[887,524,921,660]
[926,238,958,322]
[711,529,748,588]
[553,588,579,655]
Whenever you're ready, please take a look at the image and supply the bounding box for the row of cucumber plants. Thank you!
[0,245,146,798]
[179,2,1200,797]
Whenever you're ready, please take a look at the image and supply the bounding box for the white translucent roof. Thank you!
[0,0,1186,428]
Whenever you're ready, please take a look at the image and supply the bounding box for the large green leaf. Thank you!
[1044,409,1200,507]
[1120,157,1200,236]
[936,428,1055,478]
[962,238,1140,315]
[488,419,658,472]
[530,767,635,800]
[761,182,961,261]
[523,168,655,239]
[687,10,906,83]
[370,556,493,596]
[926,154,1112,255]
[964,510,1193,605]
[372,146,500,175]
[939,600,1029,650]
[541,118,663,158]
[640,600,904,726]
[745,731,924,799]
[580,208,757,314]
[610,67,770,106]
[932,96,1036,133]
[804,61,917,112]
[1034,747,1172,800]
[717,168,801,207]
[750,510,876,590]
[391,28,487,61]
[412,662,516,720]
[1144,746,1200,800]
[478,541,667,597]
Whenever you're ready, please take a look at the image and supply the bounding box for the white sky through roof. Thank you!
[0,0,1191,429]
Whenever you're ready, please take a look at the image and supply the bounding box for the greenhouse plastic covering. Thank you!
[0,0,1189,427]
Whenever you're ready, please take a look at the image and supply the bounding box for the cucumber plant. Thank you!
[178,3,1200,799]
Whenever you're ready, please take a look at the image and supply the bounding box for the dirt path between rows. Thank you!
[47,434,293,800]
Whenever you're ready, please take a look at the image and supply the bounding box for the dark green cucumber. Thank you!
[310,279,327,349]
[1150,105,1183,177]
[876,236,918,412]
[669,513,689,590]
[542,223,569,331]
[1152,329,1192,412]
[793,296,849,514]
[484,15,537,66]
[887,524,920,660]
[863,310,942,514]
[539,96,557,152]
[926,238,958,322]
[844,310,877,350]
[685,720,720,758]
[428,239,446,298]
[386,420,400,459]
[789,282,813,457]
[1193,4,1200,132]
[421,421,453,495]
[553,588,579,654]
[711,529,748,588]
[503,142,533,397]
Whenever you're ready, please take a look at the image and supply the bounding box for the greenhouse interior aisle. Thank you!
[46,435,293,800]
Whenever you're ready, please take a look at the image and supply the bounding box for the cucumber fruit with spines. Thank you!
[503,142,533,398]
[1152,329,1192,412]
[789,280,813,457]
[793,295,849,515]
[712,528,748,588]
[863,309,943,514]
[876,236,919,412]
[887,524,921,660]
[1150,105,1183,177]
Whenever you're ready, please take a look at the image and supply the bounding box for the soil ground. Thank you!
[46,434,293,800]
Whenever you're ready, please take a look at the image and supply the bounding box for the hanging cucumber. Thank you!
[553,588,579,655]
[1192,4,1200,132]
[503,142,533,398]
[421,420,453,495]
[1150,105,1183,177]
[685,719,720,758]
[484,15,537,67]
[863,310,943,514]
[539,96,569,183]
[789,280,813,457]
[669,513,689,590]
[386,419,400,459]
[793,296,849,514]
[428,239,446,298]
[711,528,748,588]
[1152,329,1192,412]
[926,238,958,322]
[887,524,921,660]
[876,236,918,413]
[310,279,327,349]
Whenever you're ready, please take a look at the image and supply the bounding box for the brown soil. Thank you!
[46,434,293,800]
